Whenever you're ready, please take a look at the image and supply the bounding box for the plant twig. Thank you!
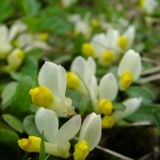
[141,57,159,65]
[141,65,160,75]
[140,73,160,83]
[73,137,134,160]
[96,145,134,160]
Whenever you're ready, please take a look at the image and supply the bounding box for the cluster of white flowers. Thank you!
[0,21,48,73]
[18,61,102,160]
[67,49,142,128]
[82,25,135,66]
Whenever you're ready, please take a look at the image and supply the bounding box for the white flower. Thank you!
[9,20,28,41]
[18,107,81,158]
[87,73,118,114]
[89,33,117,66]
[74,112,101,160]
[29,61,74,115]
[0,25,12,59]
[67,56,96,96]
[140,0,159,14]
[69,14,92,39]
[117,25,135,51]
[1,48,25,73]
[118,49,142,90]
[112,97,142,121]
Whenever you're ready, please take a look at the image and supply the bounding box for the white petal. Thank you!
[79,113,101,150]
[99,73,118,101]
[38,61,60,97]
[71,56,86,79]
[58,65,68,107]
[84,57,96,84]
[90,33,107,57]
[87,76,98,112]
[56,115,81,147]
[123,25,135,49]
[35,108,58,144]
[106,28,119,50]
[0,25,9,42]
[112,97,142,121]
[118,49,142,80]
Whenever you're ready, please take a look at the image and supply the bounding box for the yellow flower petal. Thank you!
[29,86,54,108]
[74,140,90,160]
[18,136,41,152]
[98,99,113,115]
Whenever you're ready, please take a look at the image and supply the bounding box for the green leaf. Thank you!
[23,115,41,137]
[78,96,91,114]
[39,131,46,160]
[66,89,83,108]
[1,82,17,110]
[0,118,16,133]
[113,103,126,111]
[0,129,20,159]
[14,0,40,16]
[152,110,160,135]
[10,57,38,81]
[72,34,86,58]
[9,76,32,119]
[2,114,23,133]
[126,104,160,122]
[21,57,38,79]
[125,86,155,103]
[25,48,44,60]
[66,89,91,114]
[0,0,13,23]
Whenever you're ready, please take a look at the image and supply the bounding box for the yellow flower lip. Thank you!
[118,36,128,50]
[16,49,24,61]
[82,43,95,57]
[18,136,41,152]
[102,116,115,128]
[29,85,54,108]
[66,72,80,90]
[120,71,133,90]
[103,50,114,63]
[98,99,113,115]
[74,140,90,160]
[38,32,49,41]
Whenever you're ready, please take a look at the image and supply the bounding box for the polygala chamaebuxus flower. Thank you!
[29,61,74,115]
[117,25,135,51]
[74,112,101,160]
[87,73,118,115]
[112,97,142,121]
[0,25,12,59]
[139,0,158,14]
[1,48,25,73]
[67,56,96,96]
[18,107,81,158]
[118,49,142,90]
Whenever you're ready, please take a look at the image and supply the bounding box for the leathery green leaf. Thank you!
[2,114,23,133]
[9,76,32,119]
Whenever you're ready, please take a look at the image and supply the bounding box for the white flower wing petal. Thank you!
[35,107,58,144]
[79,113,101,150]
[112,97,142,121]
[71,56,86,79]
[123,25,135,49]
[99,73,118,101]
[56,115,81,147]
[87,76,98,112]
[84,57,96,84]
[118,49,142,80]
[38,61,60,97]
